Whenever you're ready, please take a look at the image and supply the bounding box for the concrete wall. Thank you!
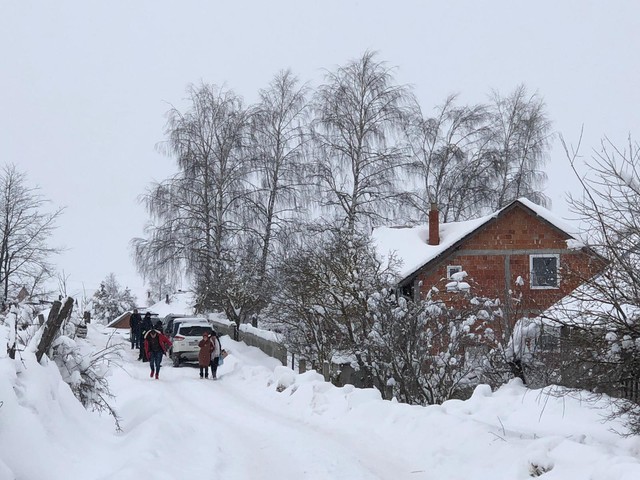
[210,319,288,366]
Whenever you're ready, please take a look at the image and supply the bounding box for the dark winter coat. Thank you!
[144,329,172,359]
[198,336,214,367]
[130,312,142,332]
[140,313,153,335]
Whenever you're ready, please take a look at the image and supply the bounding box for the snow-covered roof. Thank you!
[373,216,489,279]
[516,197,584,248]
[538,277,640,329]
[147,291,195,318]
[372,198,584,281]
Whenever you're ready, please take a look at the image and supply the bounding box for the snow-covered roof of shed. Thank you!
[147,290,195,318]
[372,198,584,281]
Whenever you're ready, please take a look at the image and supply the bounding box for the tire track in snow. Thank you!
[117,345,430,479]
[190,371,430,479]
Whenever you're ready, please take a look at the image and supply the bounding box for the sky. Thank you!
[1,1,639,301]
[2,320,640,479]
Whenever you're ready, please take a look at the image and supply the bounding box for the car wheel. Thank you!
[172,355,181,367]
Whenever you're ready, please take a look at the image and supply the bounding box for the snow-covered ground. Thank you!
[2,324,640,480]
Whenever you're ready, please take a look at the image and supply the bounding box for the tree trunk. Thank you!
[36,297,74,362]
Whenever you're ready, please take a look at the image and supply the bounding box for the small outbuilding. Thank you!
[107,309,156,329]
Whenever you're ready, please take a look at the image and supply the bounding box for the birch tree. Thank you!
[312,51,412,234]
[403,95,492,222]
[132,84,251,316]
[246,70,310,322]
[486,85,552,209]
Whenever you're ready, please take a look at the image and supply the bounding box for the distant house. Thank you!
[17,287,29,302]
[107,291,196,329]
[373,198,602,324]
[107,309,157,329]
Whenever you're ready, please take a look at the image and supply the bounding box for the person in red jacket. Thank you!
[144,322,172,379]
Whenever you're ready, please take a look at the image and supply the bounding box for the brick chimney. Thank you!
[428,202,440,246]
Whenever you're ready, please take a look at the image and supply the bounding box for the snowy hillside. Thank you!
[1,324,640,479]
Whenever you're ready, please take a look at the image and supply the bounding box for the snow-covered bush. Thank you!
[266,228,398,378]
[50,330,122,429]
[91,273,136,324]
[268,228,506,405]
[367,279,503,405]
[2,302,40,359]
[2,299,123,428]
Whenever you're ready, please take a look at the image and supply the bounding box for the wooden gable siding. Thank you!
[411,204,599,322]
[109,312,132,329]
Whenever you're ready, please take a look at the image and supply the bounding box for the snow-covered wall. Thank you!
[208,315,288,366]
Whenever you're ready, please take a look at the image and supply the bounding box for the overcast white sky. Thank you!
[1,1,639,301]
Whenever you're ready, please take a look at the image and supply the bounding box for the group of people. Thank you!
[129,309,172,380]
[198,331,223,380]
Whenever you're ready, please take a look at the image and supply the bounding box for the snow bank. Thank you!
[0,348,113,479]
[1,321,640,479]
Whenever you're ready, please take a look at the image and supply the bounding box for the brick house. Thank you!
[373,198,602,326]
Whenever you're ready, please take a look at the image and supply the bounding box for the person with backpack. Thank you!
[198,331,214,379]
[130,309,142,350]
[138,312,153,361]
[209,331,222,380]
[144,323,172,380]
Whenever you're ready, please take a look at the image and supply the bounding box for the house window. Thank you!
[400,282,414,300]
[529,254,559,289]
[447,265,462,279]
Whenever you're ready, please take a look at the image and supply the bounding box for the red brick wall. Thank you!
[412,205,599,324]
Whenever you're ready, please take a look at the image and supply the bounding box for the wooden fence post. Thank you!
[36,297,74,362]
[298,359,306,374]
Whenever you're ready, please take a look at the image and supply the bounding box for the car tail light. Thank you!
[174,335,185,341]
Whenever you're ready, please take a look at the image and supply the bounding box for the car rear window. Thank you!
[178,325,212,337]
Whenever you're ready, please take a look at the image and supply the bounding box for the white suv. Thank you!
[170,318,212,367]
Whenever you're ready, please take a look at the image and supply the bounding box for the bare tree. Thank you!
[266,228,398,369]
[132,84,252,320]
[403,95,492,222]
[485,85,553,209]
[245,70,310,323]
[507,134,640,433]
[144,272,176,306]
[0,164,63,301]
[311,51,413,234]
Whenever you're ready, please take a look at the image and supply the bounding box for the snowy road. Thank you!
[4,325,640,480]
[98,338,429,480]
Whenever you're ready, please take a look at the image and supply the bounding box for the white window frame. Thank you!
[447,265,462,279]
[529,254,560,290]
